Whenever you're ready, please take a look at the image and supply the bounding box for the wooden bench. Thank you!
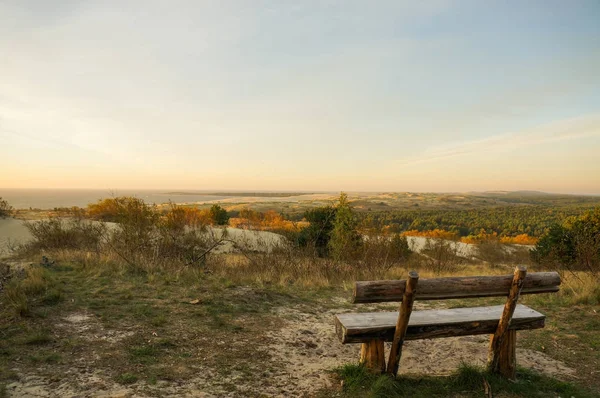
[334,266,560,379]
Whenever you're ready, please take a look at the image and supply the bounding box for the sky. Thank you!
[1,1,599,194]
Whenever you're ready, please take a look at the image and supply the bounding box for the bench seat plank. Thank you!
[336,304,545,344]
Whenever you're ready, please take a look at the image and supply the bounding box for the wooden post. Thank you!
[359,340,385,373]
[488,265,526,379]
[386,271,419,376]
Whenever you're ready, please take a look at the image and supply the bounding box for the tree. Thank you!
[329,192,362,261]
[210,204,229,225]
[297,206,337,257]
[531,208,600,277]
[390,233,412,262]
[0,197,13,219]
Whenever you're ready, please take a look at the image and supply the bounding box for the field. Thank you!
[0,255,598,397]
[0,192,599,397]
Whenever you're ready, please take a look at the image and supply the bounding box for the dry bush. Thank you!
[476,240,509,268]
[420,238,461,274]
[1,266,58,317]
[24,218,106,253]
[0,197,13,218]
[20,199,231,274]
[525,271,600,307]
[214,249,354,287]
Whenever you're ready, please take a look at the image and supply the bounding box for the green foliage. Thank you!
[117,373,138,385]
[389,234,411,262]
[360,205,595,238]
[297,206,337,256]
[532,207,600,275]
[329,193,362,261]
[334,363,595,398]
[0,198,13,219]
[209,204,229,225]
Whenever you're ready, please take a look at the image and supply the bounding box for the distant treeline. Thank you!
[356,205,598,238]
[166,192,314,197]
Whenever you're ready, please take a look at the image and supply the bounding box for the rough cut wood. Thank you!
[335,304,545,344]
[494,330,517,379]
[488,266,526,378]
[387,271,419,375]
[359,340,385,373]
[353,271,560,303]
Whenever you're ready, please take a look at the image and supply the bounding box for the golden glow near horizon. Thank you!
[1,2,600,194]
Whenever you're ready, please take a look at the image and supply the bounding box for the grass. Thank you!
[330,363,596,398]
[1,247,599,396]
[117,373,138,385]
[0,253,319,396]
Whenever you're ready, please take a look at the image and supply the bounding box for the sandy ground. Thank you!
[266,301,574,397]
[3,300,575,397]
[0,218,531,262]
[0,218,31,257]
[0,219,285,259]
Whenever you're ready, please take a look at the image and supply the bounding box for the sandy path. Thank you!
[266,301,575,396]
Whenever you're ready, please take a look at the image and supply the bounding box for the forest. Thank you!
[357,205,597,238]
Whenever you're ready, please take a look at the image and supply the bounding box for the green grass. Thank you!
[2,252,599,396]
[332,364,596,398]
[23,330,52,346]
[117,373,138,385]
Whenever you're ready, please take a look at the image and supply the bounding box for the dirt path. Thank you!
[266,301,575,395]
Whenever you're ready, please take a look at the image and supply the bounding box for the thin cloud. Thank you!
[396,114,600,167]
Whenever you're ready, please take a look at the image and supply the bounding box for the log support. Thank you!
[359,340,385,373]
[494,329,517,379]
[488,265,526,379]
[386,271,419,376]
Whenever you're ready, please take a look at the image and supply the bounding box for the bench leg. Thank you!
[488,330,517,379]
[360,340,386,373]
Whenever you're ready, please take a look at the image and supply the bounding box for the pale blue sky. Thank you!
[1,1,599,193]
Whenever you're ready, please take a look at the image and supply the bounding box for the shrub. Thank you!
[329,193,362,261]
[531,208,600,277]
[421,238,460,274]
[296,206,337,257]
[0,197,13,218]
[1,266,58,317]
[209,204,229,225]
[24,218,106,252]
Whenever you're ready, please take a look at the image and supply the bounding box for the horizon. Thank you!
[2,1,600,194]
[1,187,599,197]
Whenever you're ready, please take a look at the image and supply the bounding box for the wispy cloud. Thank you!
[396,114,600,167]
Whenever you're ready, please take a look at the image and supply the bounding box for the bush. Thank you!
[1,266,59,317]
[22,199,228,272]
[0,197,13,218]
[531,208,600,277]
[209,204,229,225]
[329,193,362,261]
[421,238,460,274]
[296,206,337,257]
[24,218,106,252]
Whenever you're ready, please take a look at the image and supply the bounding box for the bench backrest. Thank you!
[353,271,560,303]
[358,266,561,376]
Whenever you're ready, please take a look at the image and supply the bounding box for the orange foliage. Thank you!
[229,209,304,232]
[460,230,538,245]
[164,206,211,228]
[499,234,538,245]
[460,230,498,244]
[401,229,459,240]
